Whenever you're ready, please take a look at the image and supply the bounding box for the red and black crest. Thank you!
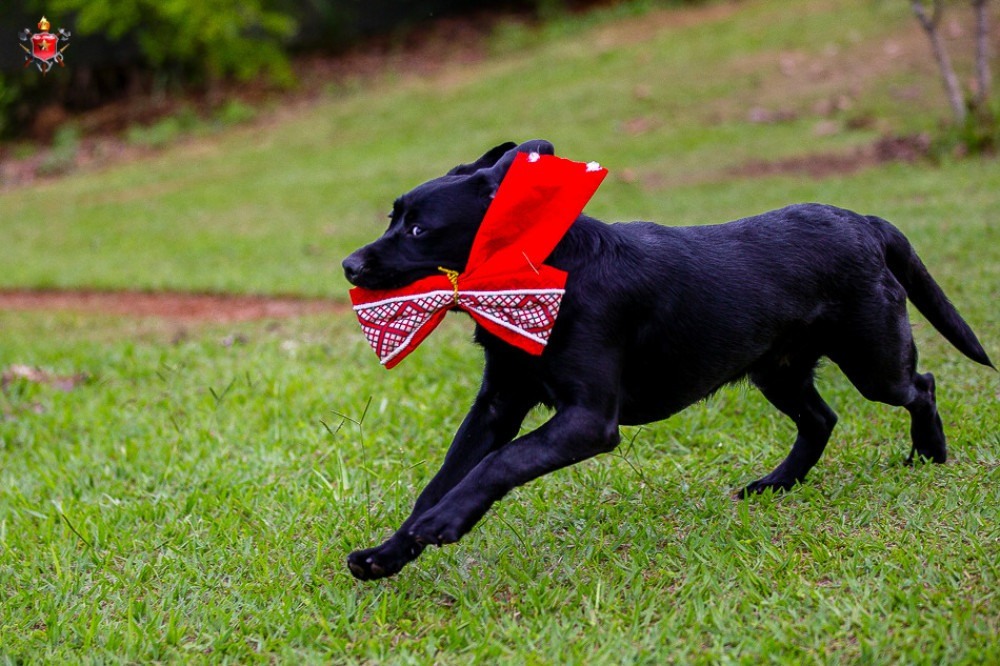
[19,16,71,75]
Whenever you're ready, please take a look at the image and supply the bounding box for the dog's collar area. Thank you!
[350,151,608,368]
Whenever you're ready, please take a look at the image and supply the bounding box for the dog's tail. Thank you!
[869,215,994,368]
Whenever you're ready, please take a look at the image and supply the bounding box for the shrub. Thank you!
[48,0,297,84]
[37,123,80,175]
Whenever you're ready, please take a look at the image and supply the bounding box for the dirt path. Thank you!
[0,289,348,322]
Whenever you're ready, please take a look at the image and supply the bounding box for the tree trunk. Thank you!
[911,0,967,123]
[972,0,992,111]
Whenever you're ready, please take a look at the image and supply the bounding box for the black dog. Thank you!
[341,140,993,581]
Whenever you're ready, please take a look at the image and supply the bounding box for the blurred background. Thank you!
[1,1,585,141]
[0,0,996,299]
[2,1,996,148]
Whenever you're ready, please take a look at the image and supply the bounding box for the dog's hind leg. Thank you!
[904,371,946,464]
[742,360,838,497]
[828,285,948,465]
[834,339,946,465]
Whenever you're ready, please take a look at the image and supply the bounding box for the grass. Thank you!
[1,0,999,662]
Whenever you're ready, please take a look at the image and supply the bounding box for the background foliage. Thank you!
[48,0,297,82]
[0,0,631,137]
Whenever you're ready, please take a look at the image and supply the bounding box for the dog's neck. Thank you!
[546,215,616,270]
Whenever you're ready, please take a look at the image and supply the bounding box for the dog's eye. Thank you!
[410,225,424,237]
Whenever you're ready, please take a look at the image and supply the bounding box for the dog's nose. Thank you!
[342,254,365,285]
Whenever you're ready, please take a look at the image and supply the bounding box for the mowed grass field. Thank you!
[1,0,998,662]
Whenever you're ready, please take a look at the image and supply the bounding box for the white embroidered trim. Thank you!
[352,290,456,311]
[460,289,564,345]
[354,288,566,364]
[353,288,566,311]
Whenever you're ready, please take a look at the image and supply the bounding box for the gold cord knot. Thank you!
[438,267,460,304]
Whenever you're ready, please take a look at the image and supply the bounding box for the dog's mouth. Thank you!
[346,272,406,291]
[342,253,391,289]
[343,265,395,290]
[343,258,449,291]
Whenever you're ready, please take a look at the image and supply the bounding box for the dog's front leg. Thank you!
[406,403,621,549]
[347,368,536,581]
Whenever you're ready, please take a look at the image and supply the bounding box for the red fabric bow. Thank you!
[350,152,608,368]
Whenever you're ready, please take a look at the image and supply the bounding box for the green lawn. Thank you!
[2,0,998,662]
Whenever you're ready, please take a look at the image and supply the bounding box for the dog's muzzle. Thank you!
[342,253,366,286]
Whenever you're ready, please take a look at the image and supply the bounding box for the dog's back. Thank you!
[545,203,990,424]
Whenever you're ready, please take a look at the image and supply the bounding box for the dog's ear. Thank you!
[447,142,518,176]
[480,139,555,197]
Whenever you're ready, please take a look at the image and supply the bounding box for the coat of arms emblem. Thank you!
[19,16,71,75]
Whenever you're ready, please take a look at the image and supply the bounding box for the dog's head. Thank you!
[342,140,555,290]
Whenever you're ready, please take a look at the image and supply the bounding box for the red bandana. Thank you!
[350,152,608,368]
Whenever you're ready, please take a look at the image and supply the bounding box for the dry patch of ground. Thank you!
[729,133,932,180]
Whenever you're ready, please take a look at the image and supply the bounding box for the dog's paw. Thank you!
[406,507,469,547]
[737,476,797,499]
[347,540,423,581]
